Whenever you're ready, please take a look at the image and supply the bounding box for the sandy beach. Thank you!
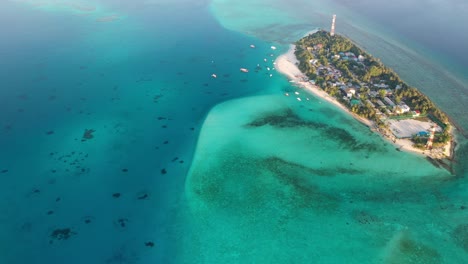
[275,45,452,159]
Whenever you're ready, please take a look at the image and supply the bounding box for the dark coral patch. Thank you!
[81,129,95,141]
[244,108,384,152]
[50,228,76,243]
[452,224,468,252]
[137,193,149,200]
[145,241,154,247]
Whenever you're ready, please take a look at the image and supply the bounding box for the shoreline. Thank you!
[275,44,453,160]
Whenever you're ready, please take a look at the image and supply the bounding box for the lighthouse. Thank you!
[330,14,336,36]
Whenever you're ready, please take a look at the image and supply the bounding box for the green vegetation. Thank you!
[294,30,451,145]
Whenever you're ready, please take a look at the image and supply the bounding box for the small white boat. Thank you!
[294,91,299,95]
[211,74,217,78]
[267,67,270,71]
[269,74,273,77]
[250,44,255,48]
[306,98,310,101]
[271,46,277,50]
[285,93,289,96]
[297,97,302,101]
[264,58,267,62]
[240,68,249,73]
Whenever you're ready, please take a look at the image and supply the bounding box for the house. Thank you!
[310,59,318,65]
[384,97,395,107]
[376,99,385,107]
[341,87,356,98]
[394,105,410,114]
[373,83,389,89]
[400,104,411,113]
[314,44,324,50]
[412,110,421,117]
[366,100,375,108]
[358,55,365,61]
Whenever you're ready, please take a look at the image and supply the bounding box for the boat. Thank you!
[271,46,277,50]
[285,93,289,96]
[250,44,255,48]
[269,74,273,77]
[240,68,249,73]
[297,97,302,101]
[294,91,300,95]
[267,67,270,71]
[211,74,217,78]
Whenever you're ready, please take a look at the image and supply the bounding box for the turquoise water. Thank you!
[0,0,467,263]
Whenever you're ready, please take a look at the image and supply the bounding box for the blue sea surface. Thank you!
[0,0,467,263]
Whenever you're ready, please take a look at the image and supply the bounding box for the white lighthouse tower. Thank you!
[330,14,336,36]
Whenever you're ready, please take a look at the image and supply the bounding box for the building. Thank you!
[394,104,411,114]
[341,87,356,98]
[412,110,421,117]
[366,99,375,108]
[384,97,395,107]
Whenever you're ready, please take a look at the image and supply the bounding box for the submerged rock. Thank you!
[50,228,76,242]
[81,129,95,141]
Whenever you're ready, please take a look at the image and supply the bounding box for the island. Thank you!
[275,30,454,170]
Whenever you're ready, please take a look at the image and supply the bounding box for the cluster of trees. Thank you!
[297,30,407,88]
[411,130,451,147]
[394,87,448,124]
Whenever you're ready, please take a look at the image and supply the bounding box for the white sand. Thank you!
[275,45,451,158]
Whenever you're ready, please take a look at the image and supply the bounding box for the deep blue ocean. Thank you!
[1,0,467,263]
